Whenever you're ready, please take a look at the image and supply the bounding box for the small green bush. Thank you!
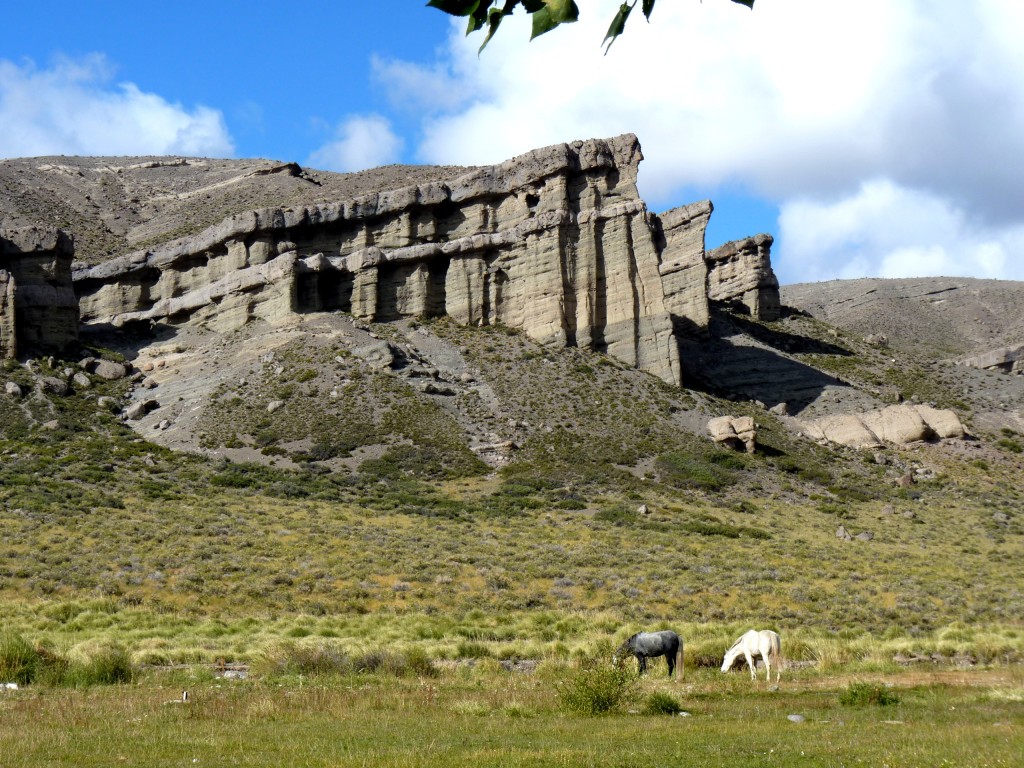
[0,632,39,685]
[258,642,351,677]
[642,691,683,715]
[655,452,737,491]
[556,661,634,716]
[66,643,135,687]
[839,681,899,706]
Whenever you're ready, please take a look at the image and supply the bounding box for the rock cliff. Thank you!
[655,199,713,334]
[74,135,697,386]
[0,226,79,358]
[706,233,780,321]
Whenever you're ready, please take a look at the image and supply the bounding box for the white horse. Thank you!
[721,629,782,682]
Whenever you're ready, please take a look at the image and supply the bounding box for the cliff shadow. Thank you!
[78,319,184,361]
[721,306,850,356]
[676,307,854,416]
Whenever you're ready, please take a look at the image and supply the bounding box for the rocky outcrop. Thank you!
[74,135,683,386]
[0,226,79,358]
[960,344,1024,374]
[706,234,780,321]
[797,403,966,448]
[656,200,713,334]
[708,414,757,453]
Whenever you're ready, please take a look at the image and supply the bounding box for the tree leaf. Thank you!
[545,0,579,24]
[530,0,579,39]
[466,1,491,34]
[479,7,507,53]
[427,0,482,17]
[642,0,655,21]
[731,0,755,8]
[602,3,633,54]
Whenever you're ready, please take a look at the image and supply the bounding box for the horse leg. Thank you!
[638,655,647,676]
[666,652,674,678]
[745,651,756,682]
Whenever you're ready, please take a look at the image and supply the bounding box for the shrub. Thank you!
[642,691,683,715]
[839,681,899,706]
[66,642,135,686]
[556,661,634,716]
[257,642,351,677]
[0,632,39,685]
[655,452,737,491]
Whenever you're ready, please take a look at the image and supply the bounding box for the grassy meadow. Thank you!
[1,663,1022,767]
[2,317,1023,765]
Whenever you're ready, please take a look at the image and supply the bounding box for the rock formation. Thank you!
[0,226,79,358]
[797,403,966,449]
[706,234,780,321]
[707,415,757,453]
[960,344,1024,374]
[75,135,688,386]
[655,200,713,334]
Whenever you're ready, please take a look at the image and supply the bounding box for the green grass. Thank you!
[0,665,1021,767]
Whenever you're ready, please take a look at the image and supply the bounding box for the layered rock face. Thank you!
[0,227,79,358]
[655,200,713,334]
[75,135,683,385]
[961,344,1024,374]
[706,234,780,321]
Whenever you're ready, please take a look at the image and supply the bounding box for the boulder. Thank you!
[351,340,395,371]
[798,404,966,449]
[836,525,853,541]
[124,399,158,420]
[708,415,757,453]
[93,360,128,380]
[37,376,69,396]
[4,381,22,398]
[72,372,92,389]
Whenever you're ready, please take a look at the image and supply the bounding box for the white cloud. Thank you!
[775,180,1024,284]
[370,55,468,115]
[0,55,233,158]
[306,114,404,172]
[388,0,1024,281]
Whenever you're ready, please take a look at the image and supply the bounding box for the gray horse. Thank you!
[614,630,682,679]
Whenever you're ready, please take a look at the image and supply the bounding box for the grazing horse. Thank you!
[614,630,682,679]
[721,629,782,682]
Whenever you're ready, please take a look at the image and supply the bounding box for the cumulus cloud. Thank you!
[386,0,1024,281]
[306,114,404,172]
[776,180,1024,284]
[0,55,233,158]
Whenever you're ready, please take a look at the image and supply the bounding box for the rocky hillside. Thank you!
[2,136,1022,468]
[0,155,473,264]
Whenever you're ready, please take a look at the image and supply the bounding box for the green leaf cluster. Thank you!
[428,0,754,54]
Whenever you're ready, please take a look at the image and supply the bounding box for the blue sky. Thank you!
[4,1,1024,285]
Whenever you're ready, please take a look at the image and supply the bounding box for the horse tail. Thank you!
[773,633,783,680]
[774,634,782,684]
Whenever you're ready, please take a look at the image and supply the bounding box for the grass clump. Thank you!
[655,451,738,491]
[556,660,634,716]
[0,632,40,685]
[839,681,900,707]
[256,642,437,679]
[65,643,135,687]
[642,690,684,715]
